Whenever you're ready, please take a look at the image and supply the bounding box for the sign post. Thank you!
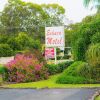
[45,26,65,64]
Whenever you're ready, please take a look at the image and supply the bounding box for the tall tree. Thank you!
[41,4,65,26]
[0,1,66,42]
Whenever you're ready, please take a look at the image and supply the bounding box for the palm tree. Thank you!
[84,0,100,13]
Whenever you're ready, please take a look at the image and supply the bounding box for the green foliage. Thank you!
[32,40,41,50]
[7,37,22,50]
[71,14,100,61]
[0,1,65,42]
[72,38,88,61]
[15,32,33,49]
[47,64,59,75]
[83,0,100,13]
[0,34,9,43]
[0,44,14,57]
[86,43,100,82]
[0,32,42,57]
[63,61,90,78]
[56,61,95,84]
[47,61,73,75]
[86,43,100,67]
[91,32,100,44]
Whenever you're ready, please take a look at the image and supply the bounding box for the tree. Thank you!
[0,1,66,43]
[41,4,65,26]
[84,0,100,13]
[71,13,100,61]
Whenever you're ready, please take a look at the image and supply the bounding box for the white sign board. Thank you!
[45,26,65,47]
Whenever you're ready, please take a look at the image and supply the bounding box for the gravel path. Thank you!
[0,88,99,100]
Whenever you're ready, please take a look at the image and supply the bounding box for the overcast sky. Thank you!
[0,0,96,23]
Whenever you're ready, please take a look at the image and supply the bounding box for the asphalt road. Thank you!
[0,88,99,100]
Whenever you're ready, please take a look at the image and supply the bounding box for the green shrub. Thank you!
[57,61,73,73]
[46,64,58,75]
[0,44,14,57]
[32,40,41,50]
[0,34,8,43]
[86,43,100,82]
[56,75,90,84]
[56,61,94,84]
[47,61,73,75]
[7,37,22,51]
[72,38,88,61]
[86,43,100,67]
[15,32,41,50]
[72,18,100,61]
[91,32,100,44]
[15,32,34,50]
[63,61,90,78]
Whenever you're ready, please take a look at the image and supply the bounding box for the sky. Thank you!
[0,0,97,23]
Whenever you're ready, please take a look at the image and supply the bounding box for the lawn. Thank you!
[3,74,100,89]
[95,95,100,100]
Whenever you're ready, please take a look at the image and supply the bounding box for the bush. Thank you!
[7,37,22,51]
[0,44,14,57]
[4,54,49,83]
[72,38,88,61]
[56,61,93,84]
[86,43,100,67]
[46,61,73,75]
[86,43,100,82]
[0,34,8,43]
[32,40,41,50]
[15,32,32,50]
[15,32,41,50]
[91,32,100,44]
[63,61,90,78]
[46,64,58,75]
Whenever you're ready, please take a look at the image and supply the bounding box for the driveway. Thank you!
[0,88,99,100]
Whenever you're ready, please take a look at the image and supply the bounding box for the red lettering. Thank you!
[47,38,52,44]
[46,29,62,36]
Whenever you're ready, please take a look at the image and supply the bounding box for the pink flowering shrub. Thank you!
[4,54,49,83]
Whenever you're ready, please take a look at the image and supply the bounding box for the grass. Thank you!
[95,95,100,100]
[3,74,100,89]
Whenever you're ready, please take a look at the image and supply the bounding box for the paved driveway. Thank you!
[0,88,99,100]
